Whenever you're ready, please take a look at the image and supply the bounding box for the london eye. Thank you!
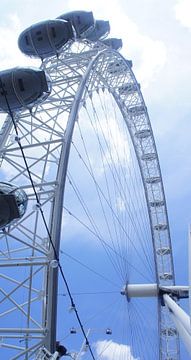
[0,10,189,360]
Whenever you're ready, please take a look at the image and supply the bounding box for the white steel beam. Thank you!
[121,284,189,298]
[44,50,106,352]
[0,289,41,328]
[0,344,24,350]
[10,340,44,360]
[121,283,158,297]
[189,226,191,323]
[0,261,48,267]
[0,139,62,153]
[161,285,189,292]
[0,328,45,334]
[0,335,44,339]
[163,293,191,355]
[163,294,191,335]
[169,311,191,355]
[50,351,60,360]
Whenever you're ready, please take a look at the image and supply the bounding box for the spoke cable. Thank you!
[60,247,119,288]
[71,137,153,281]
[75,120,126,281]
[63,205,152,283]
[66,172,127,282]
[0,81,96,360]
[91,94,154,277]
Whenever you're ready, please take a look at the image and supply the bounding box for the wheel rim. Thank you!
[0,41,179,359]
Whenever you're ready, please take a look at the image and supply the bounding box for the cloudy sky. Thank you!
[0,0,191,359]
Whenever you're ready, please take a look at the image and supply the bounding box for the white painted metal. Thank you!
[41,46,178,359]
[163,294,191,336]
[0,261,48,267]
[121,284,188,299]
[0,39,179,359]
[50,351,59,360]
[0,328,45,334]
[189,227,191,324]
[44,50,106,352]
[169,311,191,355]
[75,329,91,360]
[121,283,158,297]
[162,286,189,292]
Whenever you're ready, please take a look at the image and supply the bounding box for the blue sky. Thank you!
[0,0,191,359]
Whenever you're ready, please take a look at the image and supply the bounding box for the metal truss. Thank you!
[0,40,179,359]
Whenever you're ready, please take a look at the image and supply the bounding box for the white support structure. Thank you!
[121,283,158,297]
[121,283,189,299]
[75,329,91,360]
[170,314,191,356]
[36,347,60,360]
[189,227,191,324]
[50,351,60,360]
[163,294,191,355]
[0,38,183,359]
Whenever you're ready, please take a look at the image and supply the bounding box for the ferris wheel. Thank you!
[0,10,189,360]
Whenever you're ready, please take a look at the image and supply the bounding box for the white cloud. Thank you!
[0,13,39,70]
[174,0,191,29]
[118,10,166,87]
[111,13,167,88]
[101,117,131,168]
[67,0,167,88]
[116,196,126,212]
[95,340,139,360]
[0,3,167,88]
[131,36,167,88]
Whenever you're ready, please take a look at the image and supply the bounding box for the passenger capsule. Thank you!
[150,200,164,207]
[154,224,168,231]
[128,105,145,115]
[107,59,132,75]
[0,182,28,229]
[145,176,161,184]
[161,327,177,336]
[57,11,94,38]
[141,153,156,161]
[86,20,110,41]
[18,19,74,58]
[70,327,77,334]
[118,83,140,95]
[102,38,122,50]
[156,247,171,256]
[0,67,51,112]
[134,129,151,139]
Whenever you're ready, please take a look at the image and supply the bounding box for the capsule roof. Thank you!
[57,11,94,38]
[0,182,28,229]
[18,19,74,58]
[102,38,122,50]
[86,20,110,41]
[0,67,51,112]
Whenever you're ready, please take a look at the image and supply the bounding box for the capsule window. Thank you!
[25,35,29,45]
[0,83,7,96]
[77,16,81,24]
[18,79,25,92]
[51,27,56,38]
[0,90,7,96]
[36,30,43,41]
